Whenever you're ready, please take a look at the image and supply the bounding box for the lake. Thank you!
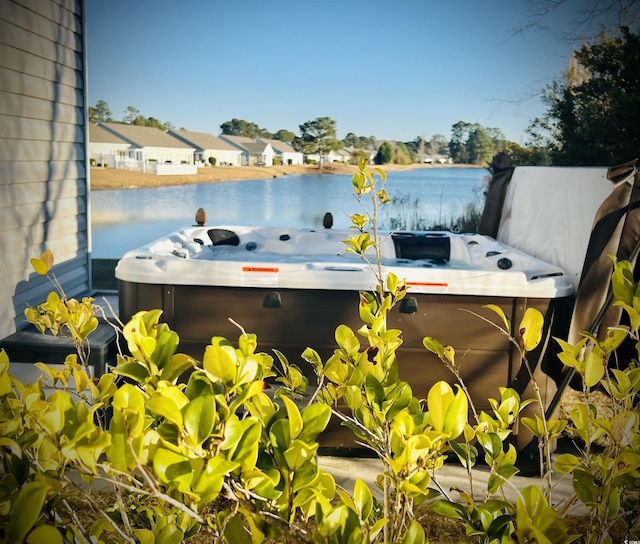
[90,167,490,258]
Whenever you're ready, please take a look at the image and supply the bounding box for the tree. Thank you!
[502,141,551,165]
[467,127,495,165]
[88,99,112,123]
[294,116,341,168]
[144,117,166,130]
[449,121,480,163]
[122,105,142,125]
[404,136,425,158]
[220,118,270,138]
[521,0,638,41]
[394,142,413,164]
[528,27,640,165]
[343,132,359,148]
[273,129,295,142]
[121,107,171,130]
[374,141,393,164]
[429,134,449,155]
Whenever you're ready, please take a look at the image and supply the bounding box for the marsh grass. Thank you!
[381,191,485,233]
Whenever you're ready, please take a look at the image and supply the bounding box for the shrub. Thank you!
[1,160,639,543]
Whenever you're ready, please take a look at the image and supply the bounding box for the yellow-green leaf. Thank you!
[583,350,605,388]
[484,304,511,334]
[30,250,53,275]
[26,525,63,544]
[281,395,303,440]
[427,380,454,433]
[518,308,544,352]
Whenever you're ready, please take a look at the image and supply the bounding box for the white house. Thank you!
[89,122,130,168]
[167,130,243,166]
[219,135,275,166]
[305,148,347,164]
[256,138,304,165]
[98,123,196,172]
[336,148,354,163]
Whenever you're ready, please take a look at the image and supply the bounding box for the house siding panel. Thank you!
[0,0,89,338]
[0,43,83,88]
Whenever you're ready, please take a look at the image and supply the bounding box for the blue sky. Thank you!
[86,0,587,144]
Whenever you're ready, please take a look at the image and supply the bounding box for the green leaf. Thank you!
[112,361,151,382]
[572,467,599,505]
[6,482,49,544]
[422,337,456,366]
[183,394,215,447]
[203,342,237,385]
[223,512,253,544]
[478,432,503,461]
[335,324,360,354]
[238,332,258,356]
[152,447,194,492]
[384,382,413,421]
[443,385,468,438]
[553,453,581,474]
[193,456,240,504]
[353,478,373,519]
[431,499,466,520]
[611,255,635,305]
[401,520,426,544]
[148,387,189,430]
[488,464,519,494]
[284,439,318,471]
[449,440,478,468]
[583,349,605,388]
[26,525,63,544]
[364,373,385,410]
[160,353,196,382]
[300,403,332,442]
[134,529,155,544]
[280,395,303,440]
[228,418,261,470]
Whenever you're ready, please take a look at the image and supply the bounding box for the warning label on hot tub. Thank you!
[406,281,449,293]
[242,266,279,287]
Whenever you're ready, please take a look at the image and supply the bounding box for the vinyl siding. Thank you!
[0,0,89,338]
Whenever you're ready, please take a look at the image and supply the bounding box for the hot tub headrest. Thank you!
[393,232,450,263]
[208,228,240,246]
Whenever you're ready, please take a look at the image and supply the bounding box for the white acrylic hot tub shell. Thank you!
[115,226,573,299]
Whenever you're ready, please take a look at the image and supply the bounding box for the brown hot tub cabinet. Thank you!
[116,225,573,448]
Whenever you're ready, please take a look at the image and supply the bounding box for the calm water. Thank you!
[90,167,489,258]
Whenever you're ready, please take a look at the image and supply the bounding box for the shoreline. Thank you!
[90,163,483,190]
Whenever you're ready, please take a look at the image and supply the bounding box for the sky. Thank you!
[85,0,596,144]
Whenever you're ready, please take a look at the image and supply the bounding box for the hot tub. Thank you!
[116,224,574,447]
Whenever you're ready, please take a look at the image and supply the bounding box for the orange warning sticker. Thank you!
[242,266,279,273]
[242,266,279,287]
[406,281,449,293]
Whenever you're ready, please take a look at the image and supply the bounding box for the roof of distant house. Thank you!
[218,134,256,150]
[168,130,239,151]
[257,138,298,154]
[89,122,129,144]
[98,122,193,148]
[243,142,272,154]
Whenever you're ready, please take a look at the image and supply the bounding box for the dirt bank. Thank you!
[90,163,479,190]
